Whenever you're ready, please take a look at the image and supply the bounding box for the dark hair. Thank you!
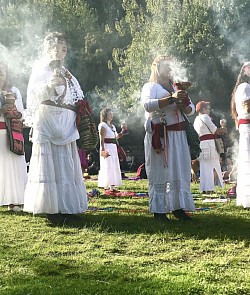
[100,107,112,122]
[43,32,67,53]
[231,61,250,120]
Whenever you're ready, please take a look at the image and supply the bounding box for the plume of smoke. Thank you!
[169,60,189,82]
[0,3,51,103]
[211,0,250,73]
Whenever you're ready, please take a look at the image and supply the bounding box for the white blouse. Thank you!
[24,58,84,145]
[193,114,217,137]
[235,82,250,120]
[24,58,84,127]
[141,82,195,132]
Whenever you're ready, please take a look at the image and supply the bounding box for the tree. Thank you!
[112,0,250,115]
[0,0,121,100]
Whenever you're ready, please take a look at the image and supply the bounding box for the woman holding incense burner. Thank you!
[98,107,122,192]
[141,55,195,222]
[193,101,226,194]
[231,61,250,208]
[0,62,27,212]
[24,32,88,223]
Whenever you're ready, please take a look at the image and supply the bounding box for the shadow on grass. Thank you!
[0,255,207,295]
[46,209,250,242]
[1,206,249,242]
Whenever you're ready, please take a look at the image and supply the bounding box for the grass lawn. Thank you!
[0,175,249,295]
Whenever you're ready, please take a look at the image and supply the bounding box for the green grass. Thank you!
[0,175,249,295]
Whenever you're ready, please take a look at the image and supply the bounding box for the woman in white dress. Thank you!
[98,107,122,191]
[193,101,226,193]
[231,61,250,208]
[141,55,195,222]
[24,32,88,223]
[0,62,27,211]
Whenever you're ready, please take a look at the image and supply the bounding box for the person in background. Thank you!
[78,148,88,173]
[193,101,227,194]
[98,107,122,192]
[87,150,99,175]
[23,32,88,223]
[0,62,27,212]
[141,55,195,222]
[231,61,250,208]
[125,149,135,171]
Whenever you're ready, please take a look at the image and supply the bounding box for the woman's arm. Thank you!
[99,126,110,158]
[142,83,172,112]
[13,87,24,118]
[203,114,227,135]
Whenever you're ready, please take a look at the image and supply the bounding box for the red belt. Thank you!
[151,121,186,167]
[0,122,6,129]
[104,138,117,144]
[200,134,216,141]
[166,121,186,131]
[238,119,250,126]
[151,121,186,133]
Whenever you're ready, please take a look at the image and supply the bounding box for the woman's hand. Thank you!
[1,103,13,114]
[173,91,190,110]
[117,132,123,139]
[101,150,110,158]
[47,75,66,93]
[172,90,188,101]
[1,104,22,119]
[155,148,162,154]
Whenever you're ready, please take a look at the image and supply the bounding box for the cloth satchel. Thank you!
[109,126,127,161]
[181,111,201,160]
[75,99,99,152]
[0,94,24,155]
[5,118,25,155]
[214,137,224,155]
[117,145,127,161]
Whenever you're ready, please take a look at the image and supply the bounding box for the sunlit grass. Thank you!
[0,174,249,295]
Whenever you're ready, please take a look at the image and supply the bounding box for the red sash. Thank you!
[238,119,250,126]
[151,121,187,166]
[104,138,117,144]
[166,121,186,131]
[0,122,6,129]
[200,134,216,141]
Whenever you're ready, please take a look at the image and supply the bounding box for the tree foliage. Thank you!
[0,0,250,117]
[111,0,250,114]
[0,0,121,100]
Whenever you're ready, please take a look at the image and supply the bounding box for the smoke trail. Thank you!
[0,3,50,103]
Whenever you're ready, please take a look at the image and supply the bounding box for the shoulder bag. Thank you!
[181,111,201,160]
[75,99,99,152]
[1,93,24,155]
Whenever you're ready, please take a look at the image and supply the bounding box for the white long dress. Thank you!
[235,82,250,208]
[0,87,27,206]
[141,82,195,213]
[23,59,88,214]
[97,122,122,188]
[193,114,224,192]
